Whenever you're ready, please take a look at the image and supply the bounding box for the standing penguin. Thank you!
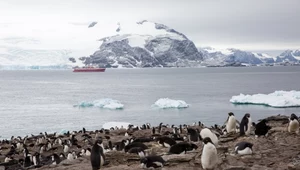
[91,138,106,170]
[253,119,271,136]
[235,141,253,155]
[200,128,219,146]
[240,113,252,136]
[201,137,218,170]
[225,112,238,133]
[288,113,299,133]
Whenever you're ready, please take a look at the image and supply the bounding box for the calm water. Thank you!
[0,67,300,139]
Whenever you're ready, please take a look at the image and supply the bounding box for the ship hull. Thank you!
[73,68,106,72]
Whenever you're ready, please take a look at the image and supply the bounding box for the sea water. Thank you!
[0,67,300,139]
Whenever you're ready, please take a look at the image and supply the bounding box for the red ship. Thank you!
[73,66,106,72]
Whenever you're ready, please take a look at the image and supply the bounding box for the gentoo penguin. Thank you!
[235,142,253,155]
[187,128,200,142]
[240,113,252,136]
[253,119,271,136]
[67,152,74,160]
[225,112,238,133]
[169,142,198,154]
[140,155,166,169]
[128,147,146,158]
[200,128,219,146]
[91,138,106,170]
[288,113,299,133]
[201,137,218,170]
[156,136,176,148]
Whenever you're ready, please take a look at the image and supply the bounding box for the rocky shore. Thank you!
[1,114,300,170]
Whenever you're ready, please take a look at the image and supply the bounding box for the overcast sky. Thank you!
[0,0,299,53]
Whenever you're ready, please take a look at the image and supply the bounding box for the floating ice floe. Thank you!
[102,122,131,130]
[230,90,300,108]
[152,98,189,109]
[74,98,124,109]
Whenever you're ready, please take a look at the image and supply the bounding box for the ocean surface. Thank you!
[1,67,300,139]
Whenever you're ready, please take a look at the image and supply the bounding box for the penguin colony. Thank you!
[0,113,298,170]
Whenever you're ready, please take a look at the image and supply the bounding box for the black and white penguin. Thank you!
[140,155,166,169]
[253,119,271,136]
[23,147,32,167]
[288,113,299,133]
[187,128,200,142]
[124,142,148,152]
[128,147,146,158]
[32,152,40,166]
[225,112,238,133]
[91,138,106,170]
[201,137,218,170]
[51,153,61,165]
[200,128,219,146]
[240,113,252,136]
[156,136,176,148]
[169,142,198,154]
[235,141,253,155]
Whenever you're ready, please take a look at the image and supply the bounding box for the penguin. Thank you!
[288,113,299,133]
[128,147,146,158]
[253,119,271,136]
[240,113,252,136]
[52,153,61,165]
[224,112,238,133]
[23,148,32,167]
[152,127,156,135]
[32,152,40,166]
[67,152,74,160]
[91,138,106,170]
[187,128,200,142]
[156,136,176,148]
[169,142,198,154]
[235,142,253,155]
[140,155,166,169]
[124,142,148,152]
[201,137,218,170]
[200,128,219,146]
[63,144,69,153]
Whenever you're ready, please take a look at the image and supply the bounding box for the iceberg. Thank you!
[152,98,189,109]
[230,90,300,108]
[102,122,131,130]
[74,98,124,109]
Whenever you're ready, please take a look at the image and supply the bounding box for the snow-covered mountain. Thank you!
[81,20,203,68]
[199,47,277,66]
[275,50,300,63]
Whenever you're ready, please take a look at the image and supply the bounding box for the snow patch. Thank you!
[74,98,124,109]
[127,35,147,48]
[102,122,131,129]
[152,98,189,109]
[230,90,300,108]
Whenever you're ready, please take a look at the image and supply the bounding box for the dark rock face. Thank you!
[83,21,203,68]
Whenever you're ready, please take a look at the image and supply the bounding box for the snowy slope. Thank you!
[84,20,203,68]
[275,50,300,63]
[0,20,202,69]
[199,47,276,66]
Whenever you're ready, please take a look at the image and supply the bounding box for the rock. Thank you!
[162,153,195,162]
[0,166,5,170]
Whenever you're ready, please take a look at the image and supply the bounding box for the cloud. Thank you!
[0,0,299,51]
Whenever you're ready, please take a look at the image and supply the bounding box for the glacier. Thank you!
[102,122,131,130]
[74,98,124,109]
[230,90,300,108]
[152,98,189,109]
